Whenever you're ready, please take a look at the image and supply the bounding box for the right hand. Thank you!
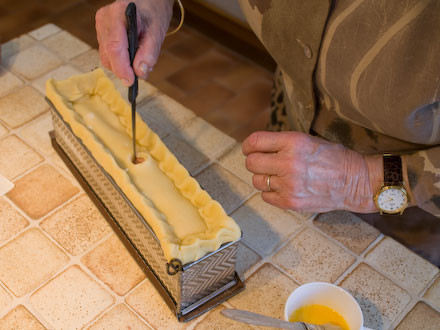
[95,0,174,86]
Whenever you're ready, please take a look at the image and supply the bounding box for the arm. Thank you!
[95,0,174,86]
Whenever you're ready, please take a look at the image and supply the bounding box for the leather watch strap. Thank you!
[383,155,403,186]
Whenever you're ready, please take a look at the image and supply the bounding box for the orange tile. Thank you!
[148,51,187,83]
[152,80,187,101]
[19,113,54,156]
[0,198,29,245]
[0,305,45,330]
[82,235,145,296]
[7,164,79,219]
[161,26,191,50]
[0,284,12,314]
[0,134,43,180]
[215,63,273,91]
[88,304,149,330]
[167,50,240,92]
[167,30,214,61]
[230,107,271,142]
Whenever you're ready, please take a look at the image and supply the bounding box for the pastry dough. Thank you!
[46,69,241,265]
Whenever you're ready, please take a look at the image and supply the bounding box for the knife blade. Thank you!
[125,2,139,163]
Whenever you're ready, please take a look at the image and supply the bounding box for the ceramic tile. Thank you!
[125,279,188,330]
[229,263,299,321]
[28,23,61,40]
[167,32,214,62]
[30,266,114,330]
[313,211,381,255]
[40,194,111,256]
[0,67,23,98]
[424,276,440,309]
[231,194,303,257]
[0,228,69,297]
[0,305,45,330]
[218,143,253,186]
[148,51,187,83]
[7,164,79,219]
[32,64,81,94]
[236,242,261,277]
[42,30,90,60]
[88,303,150,330]
[0,35,35,61]
[0,86,48,128]
[195,164,253,215]
[141,115,169,139]
[194,305,254,330]
[0,135,43,180]
[178,117,236,160]
[153,80,187,101]
[3,45,62,80]
[111,75,157,103]
[396,302,440,330]
[215,64,272,91]
[0,122,7,138]
[273,227,356,284]
[19,113,54,156]
[139,93,195,131]
[47,152,75,181]
[0,285,11,315]
[82,235,145,296]
[340,263,411,330]
[163,134,210,175]
[365,237,439,294]
[0,197,29,245]
[70,49,100,72]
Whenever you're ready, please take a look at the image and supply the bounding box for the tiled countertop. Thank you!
[0,24,439,330]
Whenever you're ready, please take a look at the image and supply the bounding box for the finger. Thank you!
[245,152,282,175]
[261,191,290,210]
[242,131,292,155]
[98,45,111,70]
[252,174,279,192]
[133,23,162,79]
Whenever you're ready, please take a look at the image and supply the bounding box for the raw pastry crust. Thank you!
[46,69,241,265]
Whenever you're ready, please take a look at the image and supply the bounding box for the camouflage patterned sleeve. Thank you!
[406,147,440,218]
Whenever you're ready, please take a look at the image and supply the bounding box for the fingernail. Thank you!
[122,79,130,87]
[140,62,149,76]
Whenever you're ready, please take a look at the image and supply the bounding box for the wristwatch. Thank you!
[374,154,409,215]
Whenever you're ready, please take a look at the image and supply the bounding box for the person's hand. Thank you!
[95,0,173,86]
[242,131,385,213]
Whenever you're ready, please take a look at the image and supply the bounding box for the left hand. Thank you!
[242,131,383,213]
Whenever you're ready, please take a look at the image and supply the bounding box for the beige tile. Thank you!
[195,164,253,215]
[365,237,439,294]
[340,263,411,330]
[396,302,440,330]
[231,194,303,257]
[139,94,196,133]
[28,23,62,41]
[88,303,150,330]
[142,115,169,139]
[424,276,440,309]
[0,285,12,314]
[32,64,82,94]
[82,235,145,296]
[273,227,356,284]
[236,242,261,278]
[0,67,23,98]
[3,45,62,80]
[0,86,49,129]
[31,266,114,330]
[42,31,90,60]
[0,135,43,180]
[0,228,69,297]
[0,122,7,138]
[163,134,209,176]
[70,49,100,73]
[0,305,46,330]
[218,143,253,187]
[178,117,236,160]
[111,75,157,104]
[313,211,381,255]
[19,113,54,156]
[7,164,79,219]
[125,279,187,330]
[0,35,35,61]
[194,305,254,330]
[0,197,29,245]
[47,152,75,181]
[40,194,111,256]
[229,263,299,321]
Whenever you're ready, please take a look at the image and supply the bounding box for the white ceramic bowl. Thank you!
[284,282,364,330]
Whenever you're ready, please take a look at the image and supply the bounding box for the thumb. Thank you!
[133,24,164,79]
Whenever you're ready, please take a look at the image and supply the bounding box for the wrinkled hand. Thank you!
[242,131,383,213]
[95,0,173,86]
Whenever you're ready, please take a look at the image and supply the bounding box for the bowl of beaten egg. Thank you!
[284,282,366,330]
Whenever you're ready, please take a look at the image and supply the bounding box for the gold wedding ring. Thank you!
[266,174,272,192]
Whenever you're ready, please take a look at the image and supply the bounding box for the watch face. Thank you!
[376,187,408,213]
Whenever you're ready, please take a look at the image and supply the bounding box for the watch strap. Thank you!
[383,155,403,186]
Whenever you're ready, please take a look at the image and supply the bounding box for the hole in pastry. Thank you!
[132,157,145,164]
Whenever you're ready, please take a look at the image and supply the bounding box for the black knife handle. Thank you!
[125,2,138,103]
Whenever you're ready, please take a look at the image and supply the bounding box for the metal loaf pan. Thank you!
[47,99,244,322]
